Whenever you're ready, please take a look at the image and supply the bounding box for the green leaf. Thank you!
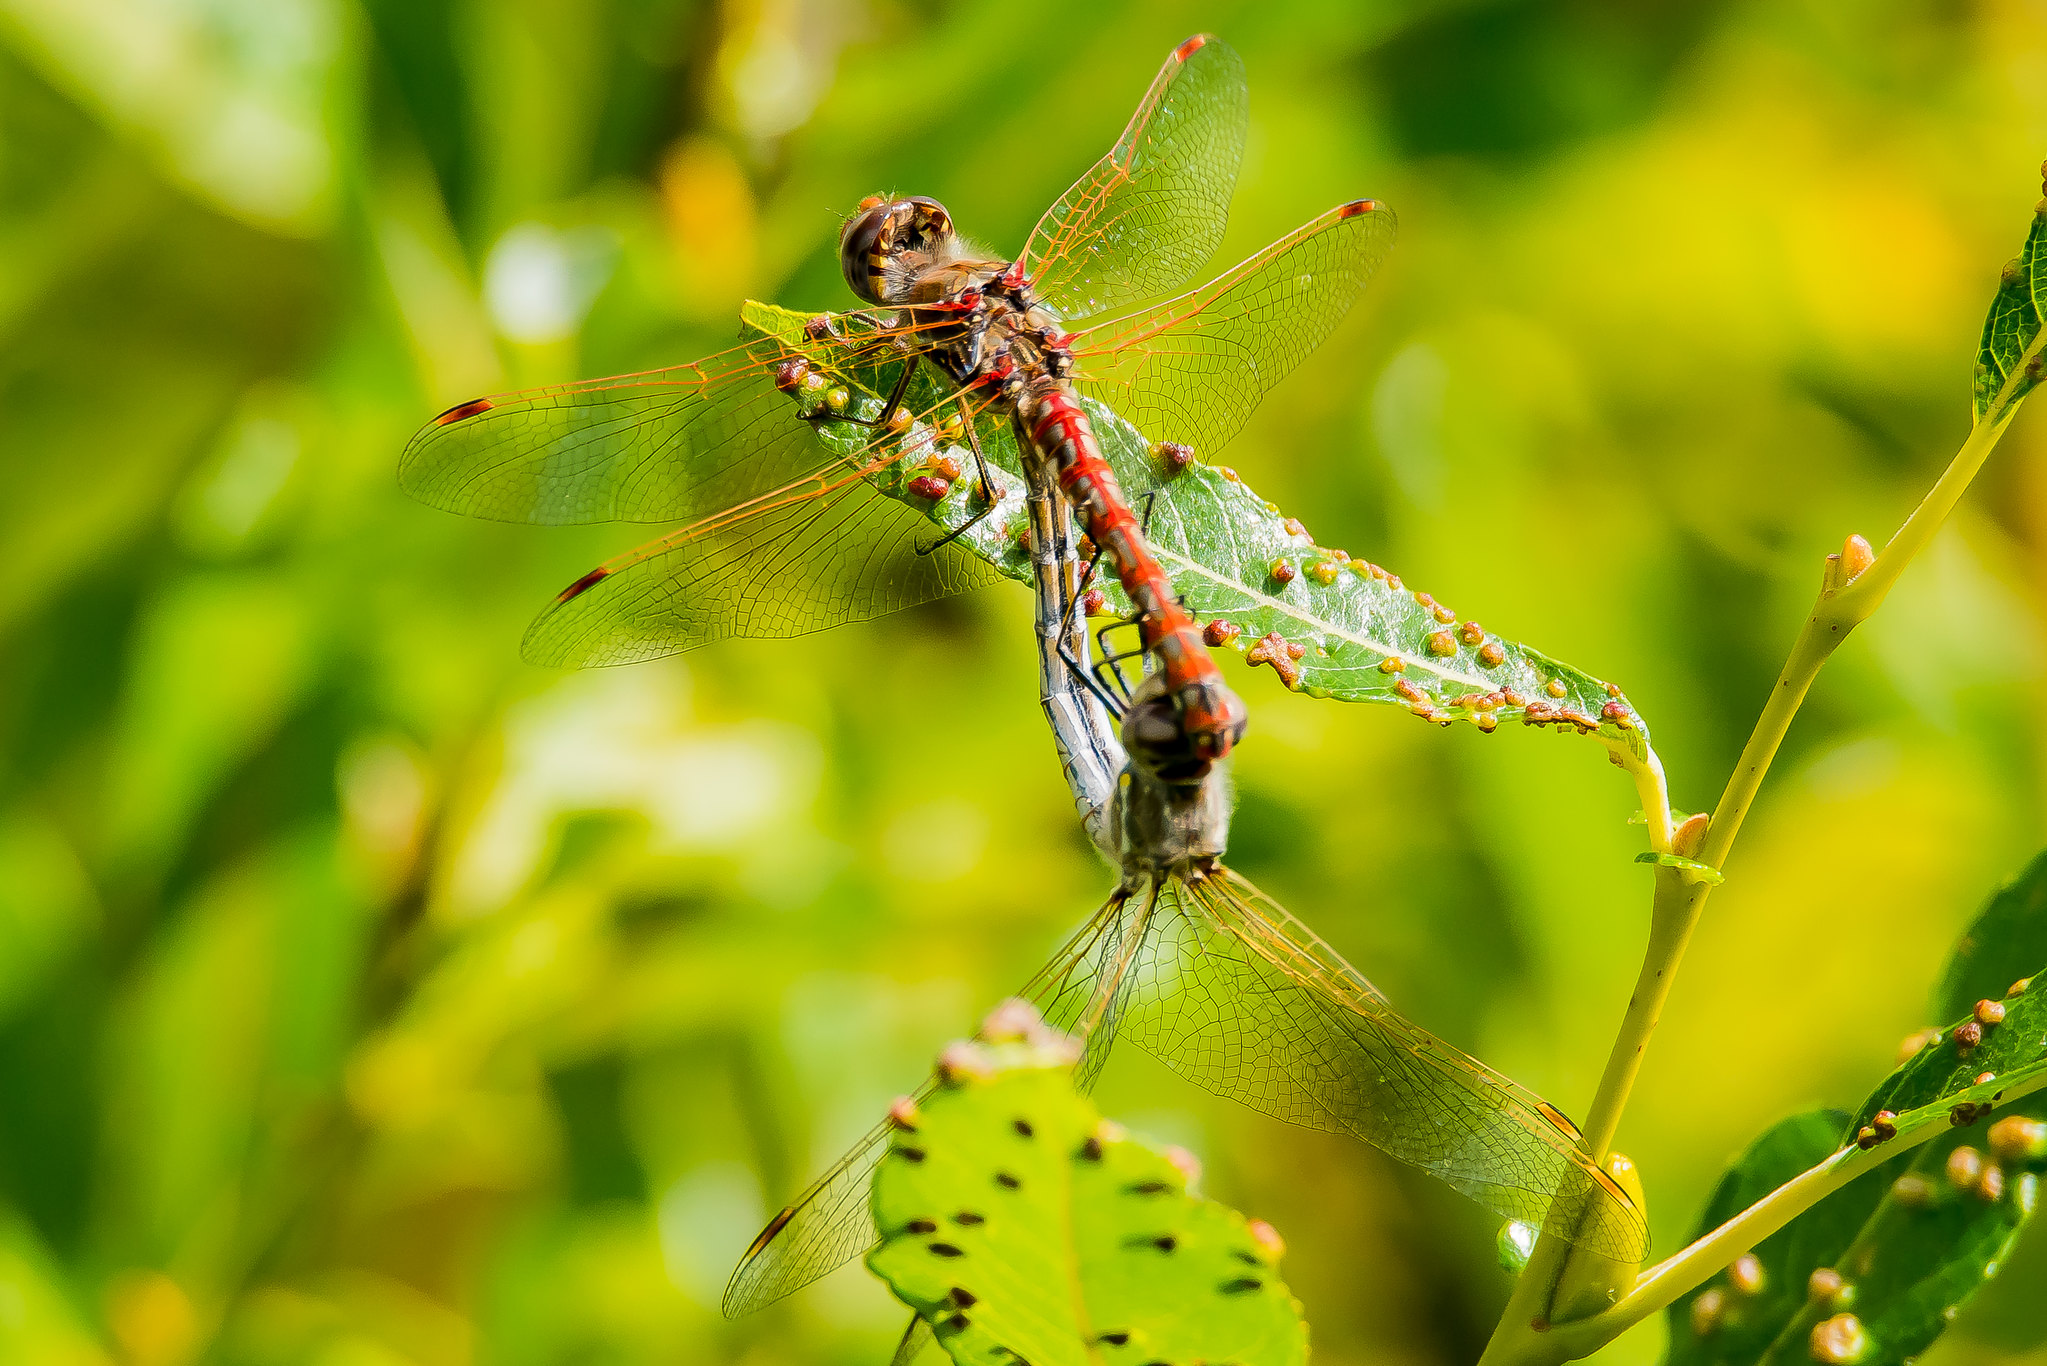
[741,301,1650,759]
[1665,856,2047,1366]
[866,1024,1307,1366]
[1935,847,2047,1023]
[1663,1111,1869,1366]
[1972,179,2047,423]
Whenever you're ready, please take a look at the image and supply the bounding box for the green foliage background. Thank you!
[3,1,2047,1363]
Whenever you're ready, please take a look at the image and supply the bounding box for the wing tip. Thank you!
[1337,198,1384,219]
[1174,33,1210,60]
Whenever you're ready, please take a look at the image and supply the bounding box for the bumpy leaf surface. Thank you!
[1974,185,2047,422]
[1665,856,2047,1366]
[743,301,1649,758]
[867,1038,1307,1366]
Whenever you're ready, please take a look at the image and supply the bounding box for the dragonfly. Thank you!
[400,33,1396,767]
[722,451,1650,1325]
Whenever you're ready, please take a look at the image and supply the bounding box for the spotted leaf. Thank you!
[866,1021,1307,1366]
[1974,178,2047,423]
[742,301,1649,760]
[1665,852,2047,1366]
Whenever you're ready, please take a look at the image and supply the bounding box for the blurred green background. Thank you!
[5,0,2047,1362]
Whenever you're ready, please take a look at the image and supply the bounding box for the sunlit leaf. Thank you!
[743,302,1649,758]
[1665,855,2047,1366]
[1973,178,2047,423]
[867,1022,1307,1366]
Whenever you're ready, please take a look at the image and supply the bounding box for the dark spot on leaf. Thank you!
[1233,1250,1263,1265]
[928,1242,965,1258]
[1219,1277,1264,1294]
[1154,1235,1177,1252]
[955,1211,985,1225]
[1014,1118,1035,1138]
[1080,1137,1103,1161]
[1095,1331,1130,1346]
[906,1219,937,1234]
[996,1172,1021,1189]
[949,1287,978,1308]
[939,1312,970,1334]
[897,1147,926,1163]
[1127,1180,1171,1195]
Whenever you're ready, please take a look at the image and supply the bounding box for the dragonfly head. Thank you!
[840,195,959,304]
[1120,674,1247,784]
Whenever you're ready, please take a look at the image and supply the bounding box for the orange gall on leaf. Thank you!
[1811,1313,1870,1364]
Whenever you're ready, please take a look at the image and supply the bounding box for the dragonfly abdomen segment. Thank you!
[1026,387,1247,765]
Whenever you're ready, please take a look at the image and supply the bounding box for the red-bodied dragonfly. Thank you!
[400,34,1396,767]
[721,470,1649,1325]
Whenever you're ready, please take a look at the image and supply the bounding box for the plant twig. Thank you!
[1544,1063,2047,1360]
[1479,337,2043,1366]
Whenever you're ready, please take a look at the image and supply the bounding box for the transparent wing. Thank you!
[1124,870,1648,1260]
[1018,34,1247,321]
[399,323,936,525]
[721,891,1150,1318]
[515,381,1017,666]
[1071,199,1397,462]
[521,467,979,667]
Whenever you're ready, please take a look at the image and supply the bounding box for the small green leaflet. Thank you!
[867,1024,1307,1366]
[1665,852,2047,1366]
[1973,169,2047,423]
[741,301,1650,759]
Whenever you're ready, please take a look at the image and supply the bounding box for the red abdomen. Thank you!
[1026,389,1246,763]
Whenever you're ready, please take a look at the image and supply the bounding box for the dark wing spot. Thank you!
[433,397,494,425]
[742,1206,795,1259]
[995,1172,1021,1189]
[555,566,611,604]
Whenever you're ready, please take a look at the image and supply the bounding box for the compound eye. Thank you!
[839,199,895,303]
[905,195,954,240]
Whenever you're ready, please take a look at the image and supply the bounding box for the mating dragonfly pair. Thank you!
[401,32,1648,1321]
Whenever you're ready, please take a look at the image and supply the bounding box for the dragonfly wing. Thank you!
[722,892,1145,1317]
[1123,870,1648,1261]
[1072,199,1397,462]
[1020,35,1247,320]
[720,1091,914,1318]
[520,476,1000,666]
[400,335,883,525]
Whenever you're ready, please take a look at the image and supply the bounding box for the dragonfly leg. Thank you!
[1056,541,1129,720]
[914,399,1004,557]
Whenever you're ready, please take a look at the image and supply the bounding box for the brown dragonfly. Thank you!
[400,34,1394,771]
[723,444,1649,1325]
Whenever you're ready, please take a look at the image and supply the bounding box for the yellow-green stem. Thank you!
[1479,372,2034,1366]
